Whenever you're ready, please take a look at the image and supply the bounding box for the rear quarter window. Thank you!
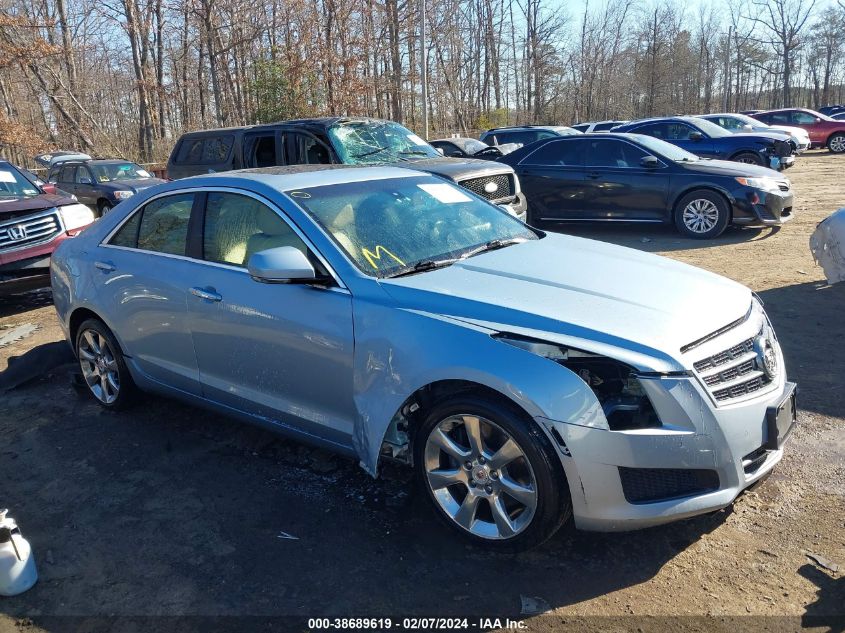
[173,135,234,165]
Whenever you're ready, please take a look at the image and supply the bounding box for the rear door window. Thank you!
[244,133,281,168]
[521,139,587,166]
[129,194,195,255]
[58,165,77,182]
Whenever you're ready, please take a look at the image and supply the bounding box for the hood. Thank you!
[769,125,809,138]
[730,131,788,144]
[398,157,515,180]
[103,178,167,193]
[0,193,76,217]
[678,158,783,178]
[380,234,751,372]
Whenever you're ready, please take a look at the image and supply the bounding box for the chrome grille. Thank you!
[691,325,776,403]
[0,210,62,252]
[693,337,754,372]
[458,174,515,201]
[713,375,770,401]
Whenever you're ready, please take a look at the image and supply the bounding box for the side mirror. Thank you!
[640,155,660,168]
[689,131,704,141]
[742,124,753,130]
[248,246,324,284]
[79,177,94,185]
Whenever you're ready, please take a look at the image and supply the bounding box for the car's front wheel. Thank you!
[732,151,763,166]
[414,393,571,551]
[75,318,136,409]
[674,190,730,239]
[827,133,845,154]
[97,200,113,217]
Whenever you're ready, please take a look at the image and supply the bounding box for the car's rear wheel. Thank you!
[414,393,570,551]
[732,151,763,166]
[827,133,845,154]
[75,318,135,409]
[674,190,730,239]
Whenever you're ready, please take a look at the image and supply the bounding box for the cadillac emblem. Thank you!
[484,181,499,194]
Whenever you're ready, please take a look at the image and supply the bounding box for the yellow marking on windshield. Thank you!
[362,245,405,269]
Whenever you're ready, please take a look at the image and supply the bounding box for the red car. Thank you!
[751,108,845,153]
[1,160,97,296]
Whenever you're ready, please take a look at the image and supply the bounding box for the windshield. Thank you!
[630,134,701,162]
[328,121,441,165]
[288,175,537,278]
[691,118,730,138]
[90,162,152,182]
[0,164,42,199]
[459,138,490,154]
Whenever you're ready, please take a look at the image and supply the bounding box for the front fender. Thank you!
[351,299,602,475]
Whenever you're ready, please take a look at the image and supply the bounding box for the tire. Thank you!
[413,393,571,551]
[75,318,136,409]
[827,133,845,154]
[97,200,113,217]
[674,190,731,239]
[732,151,763,166]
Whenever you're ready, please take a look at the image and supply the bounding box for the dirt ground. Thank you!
[0,151,843,633]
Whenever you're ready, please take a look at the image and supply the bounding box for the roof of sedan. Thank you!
[193,164,419,190]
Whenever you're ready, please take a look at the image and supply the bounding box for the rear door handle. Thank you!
[94,261,116,273]
[190,287,222,302]
[587,171,601,179]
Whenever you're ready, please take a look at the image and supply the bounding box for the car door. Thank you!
[582,138,669,221]
[666,122,718,157]
[183,190,355,447]
[97,192,201,394]
[516,138,589,220]
[74,166,98,206]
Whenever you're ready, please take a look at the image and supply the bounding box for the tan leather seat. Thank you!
[244,210,305,263]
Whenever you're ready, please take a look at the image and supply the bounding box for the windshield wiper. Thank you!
[386,258,459,278]
[459,238,526,260]
[399,150,431,156]
[353,146,390,159]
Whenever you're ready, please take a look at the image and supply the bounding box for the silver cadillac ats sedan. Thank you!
[51,165,797,550]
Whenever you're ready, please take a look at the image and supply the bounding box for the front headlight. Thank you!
[494,334,661,430]
[59,203,96,231]
[113,190,135,200]
[735,176,784,192]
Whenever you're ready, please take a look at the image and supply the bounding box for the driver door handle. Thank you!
[94,261,116,273]
[190,287,223,302]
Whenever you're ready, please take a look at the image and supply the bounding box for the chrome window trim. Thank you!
[99,185,347,290]
[583,138,668,169]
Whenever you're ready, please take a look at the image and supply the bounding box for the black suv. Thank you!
[47,159,167,216]
[167,118,527,220]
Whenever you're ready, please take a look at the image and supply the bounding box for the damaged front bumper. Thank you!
[732,187,795,226]
[540,341,796,531]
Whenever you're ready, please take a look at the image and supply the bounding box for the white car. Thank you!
[698,113,811,152]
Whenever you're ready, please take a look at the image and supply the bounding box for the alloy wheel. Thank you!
[682,199,720,234]
[423,414,538,540]
[830,135,845,153]
[78,329,120,404]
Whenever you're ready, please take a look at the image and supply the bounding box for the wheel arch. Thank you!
[68,306,127,356]
[670,184,735,216]
[373,377,568,475]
